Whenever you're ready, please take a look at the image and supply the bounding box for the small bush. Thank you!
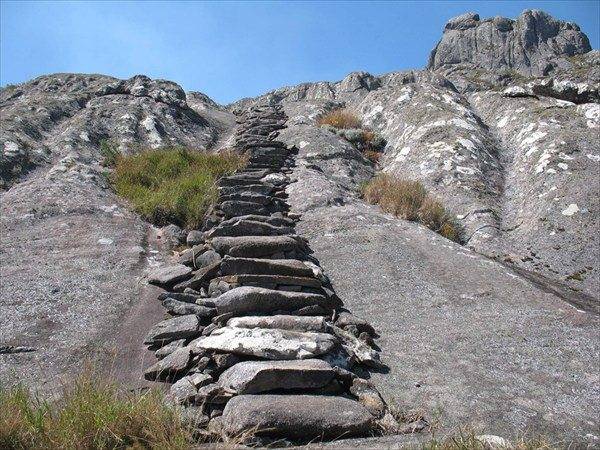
[111,147,245,228]
[100,140,120,167]
[317,108,362,129]
[0,373,194,449]
[362,174,462,242]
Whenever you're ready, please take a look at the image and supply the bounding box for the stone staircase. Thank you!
[143,105,414,444]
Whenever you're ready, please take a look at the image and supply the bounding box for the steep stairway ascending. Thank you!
[141,105,419,444]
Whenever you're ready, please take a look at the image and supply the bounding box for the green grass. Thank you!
[362,174,462,243]
[110,147,246,229]
[0,373,194,450]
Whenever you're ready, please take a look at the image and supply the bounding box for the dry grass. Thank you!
[317,108,362,129]
[110,146,245,229]
[362,174,462,242]
[0,373,194,450]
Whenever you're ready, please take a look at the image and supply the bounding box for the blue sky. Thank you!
[1,1,598,104]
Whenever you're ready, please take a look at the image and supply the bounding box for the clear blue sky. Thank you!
[1,1,598,104]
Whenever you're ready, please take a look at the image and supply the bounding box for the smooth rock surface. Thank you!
[147,264,192,286]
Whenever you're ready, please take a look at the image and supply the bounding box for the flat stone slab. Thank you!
[213,286,334,315]
[209,235,300,258]
[189,326,336,359]
[221,394,375,440]
[170,373,213,405]
[221,256,314,278]
[227,315,327,332]
[219,200,269,217]
[143,315,202,346]
[218,359,335,394]
[147,264,192,286]
[172,261,221,292]
[212,274,321,291]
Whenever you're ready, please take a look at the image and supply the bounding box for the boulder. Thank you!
[220,256,314,278]
[218,359,335,394]
[209,235,301,258]
[147,264,192,286]
[143,315,202,346]
[177,245,208,266]
[186,230,204,246]
[170,373,213,405]
[227,315,327,332]
[219,200,269,218]
[211,274,321,291]
[221,394,375,439]
[212,286,338,315]
[196,250,221,268]
[331,326,383,369]
[189,326,337,359]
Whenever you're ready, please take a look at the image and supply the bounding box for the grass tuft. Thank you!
[110,146,245,229]
[317,108,362,129]
[362,174,462,242]
[0,372,194,450]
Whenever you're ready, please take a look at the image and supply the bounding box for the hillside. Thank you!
[1,9,598,447]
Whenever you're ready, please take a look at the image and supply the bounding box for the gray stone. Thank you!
[212,286,338,315]
[209,235,301,258]
[170,373,213,405]
[143,315,202,346]
[335,311,376,336]
[172,261,221,292]
[220,256,315,277]
[161,297,215,317]
[154,339,186,359]
[177,245,208,266]
[186,230,204,246]
[219,201,269,217]
[144,347,194,381]
[218,359,335,394]
[221,395,375,439]
[160,224,186,248]
[195,250,221,268]
[227,315,327,332]
[189,326,337,359]
[350,378,386,418]
[331,326,382,369]
[147,264,192,286]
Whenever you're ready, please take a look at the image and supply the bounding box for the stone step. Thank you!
[218,200,271,218]
[209,235,304,258]
[221,395,375,440]
[227,315,327,332]
[217,192,280,206]
[218,183,275,196]
[220,256,315,278]
[218,359,335,395]
[211,286,337,315]
[208,274,322,296]
[205,219,294,239]
[189,326,337,360]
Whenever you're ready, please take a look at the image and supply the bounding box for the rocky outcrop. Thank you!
[141,105,414,443]
[427,10,592,76]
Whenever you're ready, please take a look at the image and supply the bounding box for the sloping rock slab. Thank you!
[189,326,336,359]
[161,298,215,317]
[172,261,221,292]
[219,359,335,394]
[213,286,337,315]
[221,256,314,277]
[221,394,375,440]
[143,315,202,346]
[227,315,327,332]
[209,236,300,258]
[212,274,321,290]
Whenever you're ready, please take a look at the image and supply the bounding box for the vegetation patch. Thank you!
[362,174,462,242]
[0,373,195,449]
[317,108,386,163]
[110,146,245,229]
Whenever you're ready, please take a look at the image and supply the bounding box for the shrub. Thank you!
[111,147,245,229]
[362,174,462,242]
[0,373,194,449]
[317,108,362,129]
